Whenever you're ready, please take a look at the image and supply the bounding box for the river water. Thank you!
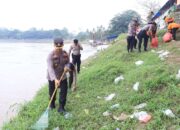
[0,42,99,128]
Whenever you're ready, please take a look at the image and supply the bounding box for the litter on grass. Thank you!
[112,113,129,121]
[133,82,140,91]
[134,103,147,109]
[64,112,73,119]
[105,93,116,101]
[103,111,111,116]
[110,104,120,109]
[135,60,144,66]
[131,111,152,123]
[176,69,180,80]
[163,109,175,118]
[157,50,170,60]
[114,75,124,84]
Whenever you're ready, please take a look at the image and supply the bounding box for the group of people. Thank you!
[127,17,157,53]
[164,16,180,41]
[127,12,180,53]
[46,13,180,114]
[47,38,83,113]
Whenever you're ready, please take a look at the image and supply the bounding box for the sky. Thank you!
[0,0,167,33]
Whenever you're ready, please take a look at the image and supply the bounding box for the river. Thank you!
[0,42,100,128]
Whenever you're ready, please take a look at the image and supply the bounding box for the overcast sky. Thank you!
[0,0,167,33]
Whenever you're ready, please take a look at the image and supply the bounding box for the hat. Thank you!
[74,39,78,44]
[54,38,64,47]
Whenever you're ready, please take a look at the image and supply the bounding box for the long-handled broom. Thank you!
[31,70,66,130]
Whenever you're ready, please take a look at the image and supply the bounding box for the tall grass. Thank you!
[3,38,180,130]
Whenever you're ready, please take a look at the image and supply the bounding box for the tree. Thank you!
[108,10,141,36]
[137,0,161,22]
[137,0,161,13]
[76,31,89,41]
[0,28,73,40]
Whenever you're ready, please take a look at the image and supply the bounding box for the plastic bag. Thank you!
[163,109,175,118]
[163,32,172,43]
[135,61,144,66]
[132,111,152,123]
[133,82,140,91]
[114,75,124,84]
[151,36,158,48]
[105,93,116,101]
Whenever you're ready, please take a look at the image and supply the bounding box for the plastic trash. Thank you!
[176,69,180,80]
[114,75,124,84]
[64,112,73,119]
[132,111,147,119]
[163,32,172,43]
[104,93,116,101]
[163,109,175,118]
[139,114,152,123]
[133,82,140,91]
[113,113,129,121]
[135,60,144,66]
[110,104,120,109]
[134,103,147,109]
[103,111,111,116]
[116,128,121,130]
[151,36,158,48]
[158,51,170,60]
[132,111,151,123]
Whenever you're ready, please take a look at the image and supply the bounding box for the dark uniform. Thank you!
[69,39,83,74]
[47,38,69,113]
[137,22,157,52]
[127,18,139,52]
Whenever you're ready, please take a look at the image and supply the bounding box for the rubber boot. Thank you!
[58,104,64,113]
[58,102,66,113]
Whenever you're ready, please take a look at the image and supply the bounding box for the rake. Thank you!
[31,70,66,130]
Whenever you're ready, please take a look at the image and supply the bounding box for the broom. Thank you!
[31,70,66,130]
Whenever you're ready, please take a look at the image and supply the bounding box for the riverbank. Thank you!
[2,37,180,130]
[0,42,98,128]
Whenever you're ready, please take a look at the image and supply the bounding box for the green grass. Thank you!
[3,38,180,130]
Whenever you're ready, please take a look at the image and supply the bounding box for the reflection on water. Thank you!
[0,42,97,127]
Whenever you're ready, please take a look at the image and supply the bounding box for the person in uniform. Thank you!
[137,21,157,52]
[69,39,83,73]
[47,37,73,113]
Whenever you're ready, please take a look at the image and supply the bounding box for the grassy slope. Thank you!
[3,39,180,130]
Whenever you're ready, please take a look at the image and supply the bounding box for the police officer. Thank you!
[47,37,70,113]
[69,39,83,73]
[137,21,157,52]
[127,17,139,52]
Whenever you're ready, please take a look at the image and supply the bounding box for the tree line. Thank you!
[0,10,142,41]
[0,28,73,40]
